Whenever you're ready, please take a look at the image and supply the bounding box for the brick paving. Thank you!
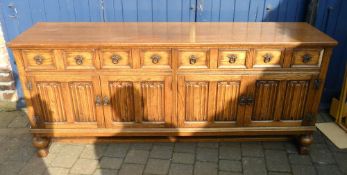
[0,111,347,175]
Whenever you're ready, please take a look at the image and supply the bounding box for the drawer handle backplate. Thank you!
[95,95,101,106]
[111,54,121,64]
[33,55,44,65]
[302,54,312,63]
[103,96,110,106]
[74,55,84,65]
[189,55,197,64]
[227,54,237,63]
[263,53,273,63]
[151,54,161,64]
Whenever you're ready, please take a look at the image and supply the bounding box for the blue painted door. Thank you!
[0,0,310,107]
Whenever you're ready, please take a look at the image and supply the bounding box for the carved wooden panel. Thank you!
[35,82,66,122]
[69,82,97,122]
[252,81,279,121]
[140,49,171,69]
[215,82,240,121]
[282,81,309,120]
[109,82,135,122]
[141,82,165,122]
[218,50,247,69]
[63,50,96,69]
[21,50,56,70]
[100,49,132,69]
[254,49,282,68]
[178,50,209,69]
[185,82,209,121]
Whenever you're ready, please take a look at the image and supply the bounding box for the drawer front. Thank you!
[21,50,56,70]
[253,49,283,68]
[218,50,247,69]
[140,49,171,69]
[63,50,96,70]
[100,49,132,69]
[178,50,209,69]
[291,49,323,67]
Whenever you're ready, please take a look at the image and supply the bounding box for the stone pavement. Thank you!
[0,111,346,175]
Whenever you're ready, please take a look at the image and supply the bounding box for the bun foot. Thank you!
[298,133,313,155]
[32,137,50,157]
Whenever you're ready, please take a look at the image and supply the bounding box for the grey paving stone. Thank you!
[0,111,20,128]
[99,157,123,170]
[262,142,285,150]
[6,143,35,162]
[70,159,99,174]
[197,142,219,148]
[7,115,28,128]
[268,172,292,175]
[172,152,195,164]
[0,160,27,175]
[309,144,335,165]
[242,157,267,175]
[154,142,175,147]
[333,152,347,174]
[149,145,173,159]
[43,167,70,175]
[288,154,312,165]
[51,144,85,168]
[194,161,218,175]
[219,142,240,147]
[104,143,129,158]
[265,150,291,172]
[93,169,118,175]
[131,143,153,150]
[284,142,298,154]
[124,149,149,164]
[218,160,242,172]
[144,159,170,175]
[219,145,241,160]
[18,156,48,175]
[174,143,196,153]
[291,165,316,175]
[118,163,145,175]
[313,131,326,144]
[241,142,264,157]
[49,143,66,154]
[316,165,343,175]
[218,171,242,175]
[197,147,218,162]
[169,163,193,175]
[80,144,107,160]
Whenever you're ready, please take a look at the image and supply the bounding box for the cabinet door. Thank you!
[27,75,103,129]
[244,74,318,127]
[101,75,172,128]
[177,75,247,127]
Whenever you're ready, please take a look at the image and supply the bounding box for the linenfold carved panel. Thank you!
[215,81,240,121]
[282,81,309,120]
[109,82,135,122]
[252,81,279,121]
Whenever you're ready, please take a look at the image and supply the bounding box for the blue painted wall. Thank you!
[315,0,347,109]
[0,0,310,108]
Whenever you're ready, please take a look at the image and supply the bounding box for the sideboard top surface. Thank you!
[8,22,337,48]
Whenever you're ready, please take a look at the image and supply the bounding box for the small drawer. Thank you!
[100,49,132,69]
[291,49,323,67]
[178,50,209,69]
[218,50,247,69]
[253,49,283,68]
[63,50,96,70]
[21,50,56,70]
[140,49,171,69]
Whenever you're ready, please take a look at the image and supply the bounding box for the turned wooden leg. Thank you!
[32,137,50,157]
[299,133,313,155]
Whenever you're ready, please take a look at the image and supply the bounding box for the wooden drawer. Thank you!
[21,50,56,70]
[62,50,97,70]
[100,49,132,69]
[218,50,248,69]
[140,49,171,69]
[253,49,283,68]
[291,49,323,67]
[178,49,209,69]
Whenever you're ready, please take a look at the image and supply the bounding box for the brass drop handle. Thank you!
[227,54,237,63]
[111,54,121,64]
[263,53,273,63]
[103,96,110,106]
[74,55,84,65]
[34,55,44,65]
[151,54,161,64]
[95,95,101,106]
[189,55,197,64]
[302,54,312,63]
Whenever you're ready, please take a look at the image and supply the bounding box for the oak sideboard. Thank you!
[8,22,337,157]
